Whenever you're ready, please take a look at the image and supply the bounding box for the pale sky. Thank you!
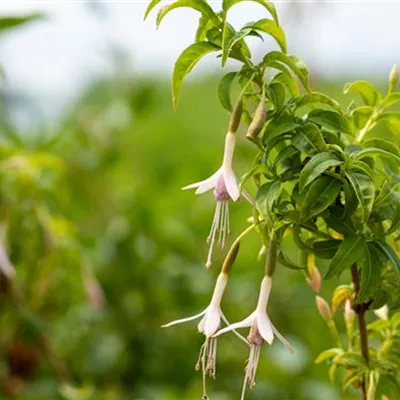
[0,1,399,122]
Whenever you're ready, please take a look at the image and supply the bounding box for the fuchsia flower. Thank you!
[162,272,247,397]
[183,132,242,268]
[214,276,293,399]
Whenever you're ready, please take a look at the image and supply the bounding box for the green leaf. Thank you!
[275,145,301,177]
[312,239,342,259]
[218,72,237,111]
[315,348,343,364]
[267,82,286,112]
[262,115,301,143]
[371,240,400,274]
[222,0,278,23]
[301,176,342,220]
[374,183,400,208]
[345,171,375,222]
[277,252,305,270]
[292,123,328,156]
[351,106,373,129]
[358,245,382,303]
[355,147,400,166]
[222,27,253,66]
[0,14,42,32]
[271,72,299,96]
[144,0,162,20]
[325,236,366,279]
[293,92,343,113]
[157,0,220,28]
[384,92,400,108]
[325,207,356,235]
[363,138,400,157]
[195,13,213,41]
[344,80,379,106]
[300,152,342,192]
[256,181,282,221]
[262,51,310,91]
[307,109,353,133]
[172,42,219,110]
[246,19,286,52]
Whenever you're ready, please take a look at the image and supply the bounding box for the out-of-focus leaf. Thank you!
[344,80,380,106]
[172,42,219,110]
[355,147,400,166]
[315,348,343,364]
[292,122,328,155]
[195,13,213,41]
[312,239,342,260]
[156,0,220,28]
[345,170,375,222]
[384,92,400,108]
[299,152,342,192]
[222,0,278,23]
[325,235,366,279]
[300,176,341,220]
[256,181,281,222]
[0,14,43,33]
[144,0,162,20]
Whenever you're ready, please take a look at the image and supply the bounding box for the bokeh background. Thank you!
[0,1,399,400]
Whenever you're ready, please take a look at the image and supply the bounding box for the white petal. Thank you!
[257,312,274,344]
[271,323,294,353]
[256,276,272,312]
[213,313,254,337]
[203,307,221,337]
[162,309,207,328]
[198,314,206,333]
[223,167,240,201]
[181,169,220,193]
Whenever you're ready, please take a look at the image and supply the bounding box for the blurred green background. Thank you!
[0,8,394,400]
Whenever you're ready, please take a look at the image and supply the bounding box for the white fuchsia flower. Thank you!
[214,276,293,399]
[162,272,246,397]
[183,132,249,268]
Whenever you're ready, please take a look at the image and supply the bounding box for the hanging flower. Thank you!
[214,276,293,399]
[162,272,246,397]
[183,132,242,268]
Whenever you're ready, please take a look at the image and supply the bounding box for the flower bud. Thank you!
[389,64,398,92]
[246,95,266,141]
[344,299,355,324]
[222,241,240,274]
[316,296,332,321]
[228,99,243,133]
[265,237,277,277]
[306,254,321,293]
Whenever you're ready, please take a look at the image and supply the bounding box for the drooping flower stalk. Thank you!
[214,237,293,399]
[161,239,247,398]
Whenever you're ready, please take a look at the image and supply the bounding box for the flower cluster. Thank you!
[163,110,292,399]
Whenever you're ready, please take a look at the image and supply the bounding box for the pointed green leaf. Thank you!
[325,236,366,279]
[301,176,342,220]
[308,109,353,133]
[262,115,301,143]
[355,147,400,165]
[172,42,219,110]
[315,348,343,364]
[271,72,299,96]
[344,80,379,106]
[325,206,356,235]
[345,171,375,222]
[371,240,400,274]
[222,27,253,66]
[0,14,42,32]
[217,72,238,111]
[384,92,400,108]
[247,18,286,52]
[357,245,381,303]
[300,152,342,192]
[222,0,278,23]
[256,181,282,221]
[293,92,343,113]
[293,123,328,156]
[157,0,220,28]
[195,13,213,41]
[312,239,342,259]
[262,51,310,91]
[144,0,162,20]
[267,82,286,112]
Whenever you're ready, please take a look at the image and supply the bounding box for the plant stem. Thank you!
[351,264,369,400]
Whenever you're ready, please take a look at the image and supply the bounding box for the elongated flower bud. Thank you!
[316,296,332,321]
[265,237,277,277]
[389,64,398,92]
[222,241,240,274]
[306,254,321,293]
[246,95,266,141]
[228,99,243,134]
